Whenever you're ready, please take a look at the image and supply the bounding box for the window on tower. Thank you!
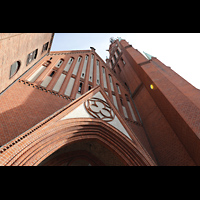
[102,67,105,74]
[121,57,126,65]
[114,54,117,61]
[109,74,112,83]
[120,98,123,106]
[125,94,129,101]
[116,48,120,56]
[108,74,114,91]
[116,83,121,94]
[111,59,114,67]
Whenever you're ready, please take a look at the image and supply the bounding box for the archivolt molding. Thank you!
[0,118,156,166]
[42,150,105,166]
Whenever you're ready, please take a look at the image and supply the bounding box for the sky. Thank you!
[51,33,200,89]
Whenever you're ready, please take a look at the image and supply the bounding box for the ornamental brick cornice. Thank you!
[18,79,73,101]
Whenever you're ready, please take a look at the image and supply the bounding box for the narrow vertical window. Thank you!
[55,59,64,68]
[120,97,128,118]
[64,57,74,72]
[96,60,100,85]
[112,57,115,64]
[116,83,121,94]
[64,77,75,96]
[111,59,114,67]
[125,94,137,121]
[117,47,121,53]
[114,51,118,58]
[49,70,56,77]
[109,74,114,91]
[72,56,82,75]
[109,74,112,83]
[120,98,124,106]
[112,95,118,110]
[78,82,83,93]
[121,57,126,65]
[81,55,88,78]
[116,48,120,56]
[52,73,66,92]
[27,65,46,82]
[113,54,117,61]
[40,71,53,88]
[89,54,94,82]
[69,58,73,64]
[102,67,107,88]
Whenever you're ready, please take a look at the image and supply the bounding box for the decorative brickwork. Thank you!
[0,86,156,166]
[84,97,115,122]
[1,36,199,165]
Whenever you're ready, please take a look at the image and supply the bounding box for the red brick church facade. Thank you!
[0,34,199,166]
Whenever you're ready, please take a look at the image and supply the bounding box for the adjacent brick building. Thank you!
[0,33,54,94]
[0,35,199,166]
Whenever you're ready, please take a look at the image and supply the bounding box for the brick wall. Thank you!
[134,86,195,165]
[0,80,70,146]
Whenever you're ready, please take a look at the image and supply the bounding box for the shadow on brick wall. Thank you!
[0,81,70,146]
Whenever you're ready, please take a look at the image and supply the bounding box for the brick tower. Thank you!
[0,35,200,166]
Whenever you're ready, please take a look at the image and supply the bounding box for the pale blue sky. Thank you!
[51,33,124,59]
[51,33,200,89]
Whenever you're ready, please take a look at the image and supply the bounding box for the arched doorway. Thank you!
[39,139,126,166]
[1,118,155,166]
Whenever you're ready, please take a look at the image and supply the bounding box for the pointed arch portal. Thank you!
[0,118,155,166]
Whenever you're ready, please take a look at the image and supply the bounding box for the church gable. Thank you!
[60,87,133,140]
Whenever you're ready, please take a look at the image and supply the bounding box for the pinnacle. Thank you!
[143,51,154,60]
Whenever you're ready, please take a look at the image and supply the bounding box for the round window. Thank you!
[10,61,21,78]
